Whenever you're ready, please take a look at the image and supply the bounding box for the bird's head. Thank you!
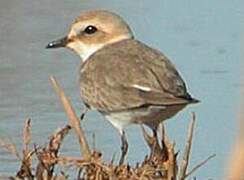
[46,10,134,61]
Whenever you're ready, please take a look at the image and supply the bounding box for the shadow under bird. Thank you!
[46,10,199,165]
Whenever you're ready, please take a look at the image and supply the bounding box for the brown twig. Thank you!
[35,125,71,180]
[0,139,20,160]
[57,156,87,166]
[49,75,91,159]
[23,118,31,151]
[166,141,177,180]
[178,112,196,180]
[0,77,208,180]
[141,125,164,161]
[16,118,34,179]
[159,123,169,162]
[141,125,155,149]
[48,125,71,153]
[185,154,216,178]
[16,150,35,179]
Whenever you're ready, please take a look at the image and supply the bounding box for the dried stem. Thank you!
[178,112,196,180]
[141,125,155,148]
[49,75,91,159]
[48,125,71,153]
[0,75,209,180]
[23,118,31,152]
[166,142,177,180]
[185,154,216,178]
[0,139,20,160]
[35,125,71,179]
[16,118,34,179]
[159,123,169,161]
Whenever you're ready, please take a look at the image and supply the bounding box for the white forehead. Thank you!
[68,22,87,37]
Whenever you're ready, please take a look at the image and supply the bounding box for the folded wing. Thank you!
[80,39,197,112]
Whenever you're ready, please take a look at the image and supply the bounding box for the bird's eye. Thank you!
[84,25,98,34]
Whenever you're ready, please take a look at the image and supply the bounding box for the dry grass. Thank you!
[0,76,215,179]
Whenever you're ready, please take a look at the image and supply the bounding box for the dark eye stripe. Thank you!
[84,25,97,34]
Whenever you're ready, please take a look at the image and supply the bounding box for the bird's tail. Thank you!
[185,93,200,104]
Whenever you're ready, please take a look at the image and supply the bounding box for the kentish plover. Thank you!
[46,10,199,164]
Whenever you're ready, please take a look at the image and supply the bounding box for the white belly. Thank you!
[104,104,186,134]
[105,109,148,134]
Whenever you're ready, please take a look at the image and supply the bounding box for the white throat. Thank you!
[80,44,104,62]
[67,35,132,62]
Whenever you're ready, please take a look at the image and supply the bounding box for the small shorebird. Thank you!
[46,10,199,164]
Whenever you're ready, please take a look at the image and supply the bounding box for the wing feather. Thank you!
[80,39,193,112]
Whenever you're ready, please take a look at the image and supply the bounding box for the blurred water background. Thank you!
[0,0,243,179]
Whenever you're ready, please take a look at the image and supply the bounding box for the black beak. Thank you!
[46,36,69,49]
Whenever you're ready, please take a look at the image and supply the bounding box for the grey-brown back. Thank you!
[79,39,197,112]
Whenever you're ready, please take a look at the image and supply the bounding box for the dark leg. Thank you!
[141,127,167,161]
[119,131,128,165]
[150,129,162,159]
[152,128,157,138]
[141,125,156,150]
[152,128,169,161]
